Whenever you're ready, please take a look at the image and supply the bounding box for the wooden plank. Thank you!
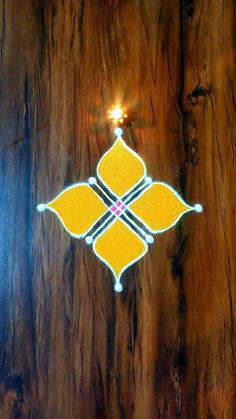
[179,1,236,417]
[0,1,235,418]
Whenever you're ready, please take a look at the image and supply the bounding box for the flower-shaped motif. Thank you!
[37,134,203,292]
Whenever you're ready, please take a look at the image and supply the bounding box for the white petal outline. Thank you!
[92,217,148,288]
[37,182,109,239]
[96,137,147,199]
[127,181,196,234]
[37,138,203,294]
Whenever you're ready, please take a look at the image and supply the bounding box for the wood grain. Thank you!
[0,1,235,418]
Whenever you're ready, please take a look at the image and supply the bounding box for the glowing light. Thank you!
[108,104,128,125]
[112,107,123,120]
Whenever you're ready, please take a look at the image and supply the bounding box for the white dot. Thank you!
[88,177,97,185]
[114,283,123,292]
[85,236,93,244]
[37,204,46,212]
[146,235,154,244]
[113,127,124,137]
[194,204,203,213]
[145,176,152,184]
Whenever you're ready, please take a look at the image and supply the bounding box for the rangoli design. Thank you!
[37,130,203,292]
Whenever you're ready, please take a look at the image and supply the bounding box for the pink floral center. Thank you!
[110,200,126,217]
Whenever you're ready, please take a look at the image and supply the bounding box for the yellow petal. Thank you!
[93,218,148,280]
[128,182,193,233]
[97,138,146,197]
[42,184,108,237]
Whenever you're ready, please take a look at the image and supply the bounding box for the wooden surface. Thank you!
[0,1,235,418]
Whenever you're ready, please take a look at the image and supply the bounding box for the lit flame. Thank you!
[108,105,128,125]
